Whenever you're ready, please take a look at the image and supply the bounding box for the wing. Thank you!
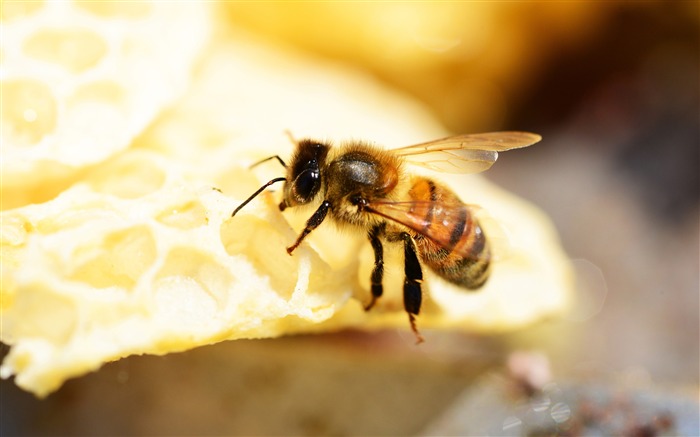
[365,199,487,260]
[392,131,541,173]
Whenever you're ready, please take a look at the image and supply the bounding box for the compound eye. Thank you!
[292,168,320,202]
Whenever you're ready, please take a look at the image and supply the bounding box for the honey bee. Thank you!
[232,131,541,342]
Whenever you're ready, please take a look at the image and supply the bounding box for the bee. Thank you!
[231,131,541,342]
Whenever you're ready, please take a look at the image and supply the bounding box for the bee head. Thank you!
[280,139,330,211]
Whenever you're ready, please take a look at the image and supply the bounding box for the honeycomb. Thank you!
[1,1,210,209]
[0,7,573,397]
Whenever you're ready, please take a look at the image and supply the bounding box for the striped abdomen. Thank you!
[407,177,491,289]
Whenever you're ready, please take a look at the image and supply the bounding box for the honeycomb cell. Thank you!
[156,201,208,229]
[23,28,108,74]
[0,1,44,22]
[69,226,157,290]
[74,1,151,18]
[0,216,32,285]
[70,81,126,106]
[220,216,298,299]
[1,79,57,147]
[35,205,117,234]
[154,247,232,315]
[86,154,166,199]
[6,285,77,345]
[0,214,32,246]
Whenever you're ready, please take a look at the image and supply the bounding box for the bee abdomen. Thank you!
[420,219,492,289]
[408,177,492,289]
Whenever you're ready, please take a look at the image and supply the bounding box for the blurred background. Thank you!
[2,2,698,435]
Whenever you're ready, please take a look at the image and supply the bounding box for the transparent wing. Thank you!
[392,131,541,173]
[365,200,487,260]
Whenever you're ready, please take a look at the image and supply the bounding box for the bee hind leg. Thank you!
[401,232,425,344]
[365,223,386,311]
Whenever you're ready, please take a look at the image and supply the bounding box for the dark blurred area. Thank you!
[3,2,698,436]
[488,2,699,387]
[511,3,698,224]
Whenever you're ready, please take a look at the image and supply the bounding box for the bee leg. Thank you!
[286,201,331,255]
[401,233,425,344]
[365,223,387,311]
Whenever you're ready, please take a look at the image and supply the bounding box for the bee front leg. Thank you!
[401,232,424,344]
[286,201,331,255]
[365,223,387,311]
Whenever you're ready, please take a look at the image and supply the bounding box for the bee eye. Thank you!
[293,168,320,201]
